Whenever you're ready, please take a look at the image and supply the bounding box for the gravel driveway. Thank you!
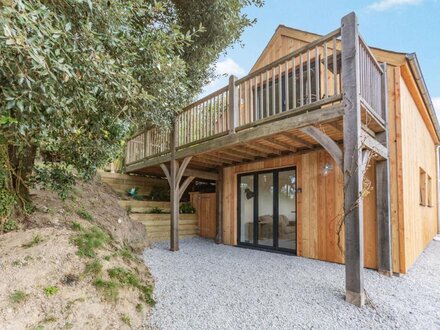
[143,238,440,330]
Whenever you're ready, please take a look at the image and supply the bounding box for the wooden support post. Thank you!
[228,75,238,134]
[160,126,193,252]
[376,62,392,276]
[169,122,179,251]
[215,169,223,244]
[376,159,392,276]
[341,12,365,307]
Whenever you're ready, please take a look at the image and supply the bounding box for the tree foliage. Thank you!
[0,0,262,207]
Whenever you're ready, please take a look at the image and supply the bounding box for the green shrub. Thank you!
[149,207,163,214]
[179,202,196,214]
[22,235,43,248]
[43,286,59,296]
[9,290,28,304]
[76,208,93,222]
[93,278,119,302]
[84,259,103,276]
[33,164,75,200]
[149,186,170,201]
[72,226,109,258]
[3,218,19,232]
[0,190,16,220]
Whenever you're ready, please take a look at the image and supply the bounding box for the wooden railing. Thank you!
[234,28,342,129]
[125,23,384,166]
[359,36,385,121]
[177,86,229,148]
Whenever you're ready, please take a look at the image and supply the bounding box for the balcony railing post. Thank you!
[228,75,238,134]
[341,11,365,307]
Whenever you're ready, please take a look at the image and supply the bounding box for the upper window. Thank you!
[427,175,432,207]
[420,168,427,206]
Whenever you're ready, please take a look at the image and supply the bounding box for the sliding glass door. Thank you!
[237,167,297,253]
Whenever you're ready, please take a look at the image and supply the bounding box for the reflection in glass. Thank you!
[278,169,296,250]
[258,173,273,246]
[240,176,254,243]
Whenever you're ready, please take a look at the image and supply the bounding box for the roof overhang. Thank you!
[406,53,440,141]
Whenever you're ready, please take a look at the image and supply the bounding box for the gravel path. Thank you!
[143,238,440,330]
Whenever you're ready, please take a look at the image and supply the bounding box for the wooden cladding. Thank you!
[221,150,378,269]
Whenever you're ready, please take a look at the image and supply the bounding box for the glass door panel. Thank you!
[257,173,274,246]
[278,169,296,250]
[239,175,254,244]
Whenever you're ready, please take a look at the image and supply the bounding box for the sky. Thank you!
[203,0,440,115]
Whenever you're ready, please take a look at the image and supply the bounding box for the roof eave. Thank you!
[406,53,440,141]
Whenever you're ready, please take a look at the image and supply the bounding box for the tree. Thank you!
[0,0,262,214]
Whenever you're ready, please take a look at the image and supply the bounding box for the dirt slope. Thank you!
[0,179,153,329]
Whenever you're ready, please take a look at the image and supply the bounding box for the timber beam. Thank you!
[361,130,388,160]
[299,125,343,169]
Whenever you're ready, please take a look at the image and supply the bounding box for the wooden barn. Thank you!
[125,12,439,307]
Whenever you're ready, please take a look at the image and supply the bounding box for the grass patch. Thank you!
[42,315,57,323]
[44,286,59,296]
[72,226,109,258]
[103,255,111,261]
[108,267,155,306]
[93,278,119,302]
[136,303,143,313]
[117,246,134,260]
[76,208,94,222]
[9,290,28,304]
[108,267,140,287]
[84,259,103,276]
[121,314,131,326]
[70,221,82,231]
[22,235,43,248]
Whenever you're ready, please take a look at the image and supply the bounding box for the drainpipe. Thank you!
[437,146,440,234]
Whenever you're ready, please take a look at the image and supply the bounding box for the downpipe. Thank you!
[437,146,440,235]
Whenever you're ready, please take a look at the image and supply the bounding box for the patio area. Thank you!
[143,238,440,329]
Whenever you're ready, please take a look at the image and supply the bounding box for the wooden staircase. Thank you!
[99,171,198,242]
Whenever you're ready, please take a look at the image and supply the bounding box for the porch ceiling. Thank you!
[131,117,344,179]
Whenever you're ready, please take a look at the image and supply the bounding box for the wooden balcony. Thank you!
[125,24,386,177]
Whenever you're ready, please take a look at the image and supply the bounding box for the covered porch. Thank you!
[126,13,391,307]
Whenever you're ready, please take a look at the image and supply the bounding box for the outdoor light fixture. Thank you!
[323,162,333,176]
[245,188,255,200]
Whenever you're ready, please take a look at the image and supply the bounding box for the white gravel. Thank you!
[143,238,440,330]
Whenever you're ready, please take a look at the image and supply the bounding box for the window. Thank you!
[427,175,432,207]
[420,168,427,206]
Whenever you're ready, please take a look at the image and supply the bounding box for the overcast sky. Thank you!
[202,0,440,116]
